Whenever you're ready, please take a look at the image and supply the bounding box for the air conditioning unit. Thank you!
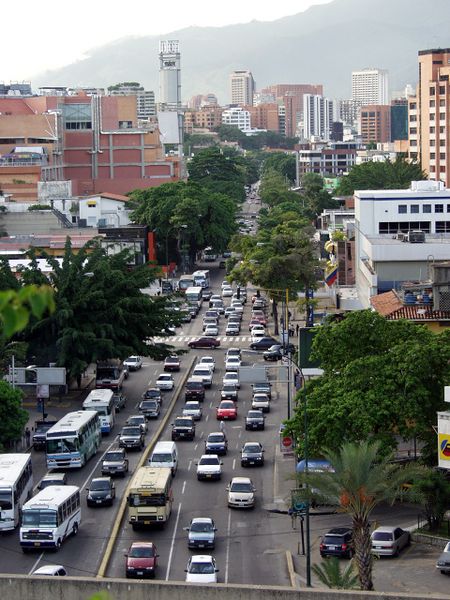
[405,230,425,243]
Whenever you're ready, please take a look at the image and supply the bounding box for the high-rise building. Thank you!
[359,105,391,144]
[411,48,450,185]
[303,94,334,141]
[222,106,251,132]
[339,99,359,127]
[245,103,280,132]
[159,40,181,110]
[352,68,389,106]
[230,71,255,106]
[390,101,408,142]
[108,83,156,121]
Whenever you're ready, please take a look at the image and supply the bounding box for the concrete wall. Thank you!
[0,211,63,234]
[0,576,445,600]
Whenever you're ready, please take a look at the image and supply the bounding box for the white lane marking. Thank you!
[232,458,236,470]
[188,460,192,471]
[81,437,119,491]
[205,414,209,422]
[194,443,198,451]
[238,430,242,439]
[225,509,232,584]
[165,502,182,581]
[182,481,186,495]
[28,553,45,575]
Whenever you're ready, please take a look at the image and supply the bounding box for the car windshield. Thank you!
[208,434,224,443]
[191,522,213,532]
[126,357,138,363]
[187,382,203,390]
[184,403,199,409]
[175,419,192,427]
[200,457,219,465]
[121,427,140,436]
[220,402,234,409]
[244,445,261,453]
[90,480,110,491]
[128,417,142,425]
[152,453,172,463]
[159,375,171,381]
[189,561,214,574]
[230,482,252,493]
[324,535,346,544]
[372,532,393,541]
[142,400,157,409]
[129,546,155,558]
[247,411,263,418]
[143,390,160,398]
[105,452,123,461]
[166,356,179,363]
[223,385,236,392]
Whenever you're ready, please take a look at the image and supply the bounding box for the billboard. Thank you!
[437,411,450,469]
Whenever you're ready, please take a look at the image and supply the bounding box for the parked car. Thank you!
[184,517,217,549]
[241,442,264,467]
[245,410,265,431]
[436,541,450,574]
[185,379,206,401]
[196,454,223,481]
[164,355,180,371]
[171,416,196,441]
[123,356,142,371]
[205,432,228,455]
[156,373,174,391]
[101,448,129,477]
[320,527,354,558]
[185,555,219,583]
[371,526,411,556]
[126,414,148,433]
[86,477,115,507]
[250,336,279,351]
[227,477,256,509]
[119,426,145,451]
[216,400,237,420]
[125,542,159,579]
[188,337,220,349]
[182,401,203,420]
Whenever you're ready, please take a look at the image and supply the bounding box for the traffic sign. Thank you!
[280,435,293,453]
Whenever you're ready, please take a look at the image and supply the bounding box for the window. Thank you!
[410,205,419,213]
[440,99,446,107]
[429,127,435,134]
[440,126,446,133]
[398,205,407,214]
[440,153,446,159]
[430,153,436,159]
[430,100,436,107]
[430,113,435,121]
[409,115,417,122]
[423,204,432,213]
[430,140,435,146]
[410,127,417,134]
[447,205,450,212]
[436,221,450,233]
[440,86,446,94]
[440,139,446,146]
[62,103,92,130]
[430,87,436,95]
[119,121,132,129]
[440,113,446,120]
[435,204,444,213]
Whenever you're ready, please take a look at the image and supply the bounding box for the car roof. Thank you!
[200,454,219,459]
[372,526,397,533]
[231,476,252,484]
[91,476,111,483]
[191,517,213,524]
[130,541,156,548]
[208,431,225,437]
[33,565,66,575]
[326,527,352,535]
[190,555,214,561]
[41,473,66,481]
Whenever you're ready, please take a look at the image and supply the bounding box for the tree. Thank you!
[0,380,27,451]
[336,157,427,196]
[262,153,297,183]
[301,173,339,218]
[303,441,422,591]
[312,558,359,590]
[410,470,450,531]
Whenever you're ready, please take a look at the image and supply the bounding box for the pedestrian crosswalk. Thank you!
[152,335,253,344]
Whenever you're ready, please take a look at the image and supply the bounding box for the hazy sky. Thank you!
[3,0,332,81]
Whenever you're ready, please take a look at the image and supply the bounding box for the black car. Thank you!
[241,442,265,467]
[320,527,354,558]
[263,345,283,361]
[171,416,196,441]
[142,387,163,403]
[219,260,226,269]
[119,426,145,450]
[205,432,228,455]
[139,399,161,419]
[86,477,116,507]
[185,379,206,401]
[245,410,265,430]
[250,336,279,351]
[32,419,58,450]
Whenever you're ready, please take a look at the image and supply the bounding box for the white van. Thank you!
[148,441,178,475]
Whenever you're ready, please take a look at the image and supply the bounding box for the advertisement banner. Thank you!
[437,412,450,469]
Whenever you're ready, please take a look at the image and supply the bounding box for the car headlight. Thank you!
[437,561,445,566]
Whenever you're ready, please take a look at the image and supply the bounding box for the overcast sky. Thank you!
[2,0,332,81]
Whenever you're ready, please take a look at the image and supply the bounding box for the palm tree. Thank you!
[303,441,422,591]
[312,557,359,589]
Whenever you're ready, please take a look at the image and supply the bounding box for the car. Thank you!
[251,315,268,326]
[371,526,411,556]
[156,373,174,391]
[251,309,266,319]
[180,309,192,323]
[225,356,241,371]
[227,476,256,508]
[142,387,162,403]
[202,290,213,301]
[171,416,196,441]
[320,527,354,559]
[196,454,223,480]
[182,401,203,420]
[119,426,145,450]
[204,324,219,337]
[252,392,270,412]
[188,337,220,349]
[232,293,246,304]
[210,301,225,315]
[249,318,264,331]
[226,347,241,359]
[221,384,239,401]
[164,355,181,371]
[241,442,264,467]
[222,287,233,298]
[205,432,228,455]
[216,400,237,420]
[250,323,266,335]
[86,476,116,507]
[219,260,226,268]
[188,303,200,317]
[32,565,67,576]
[123,356,143,371]
[101,448,129,477]
[252,382,272,399]
[251,330,266,343]
[184,517,217,550]
[112,392,127,412]
[191,365,213,388]
[38,472,68,490]
[436,541,450,574]
[209,294,221,307]
[226,323,240,336]
[221,280,231,289]
[223,371,240,388]
[185,555,219,583]
[223,250,232,258]
[230,302,244,314]
[205,309,221,321]
[199,356,216,371]
[203,317,218,330]
[126,414,148,433]
[185,379,206,401]
[139,399,161,419]
[32,419,58,450]
[250,336,279,351]
[263,345,283,361]
[224,306,238,318]
[228,314,241,324]
[245,409,265,430]
[125,542,159,579]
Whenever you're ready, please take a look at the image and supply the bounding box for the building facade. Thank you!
[297,142,359,177]
[159,40,181,110]
[245,103,280,132]
[359,105,391,144]
[108,84,156,121]
[303,94,334,141]
[352,68,389,106]
[222,107,251,132]
[230,71,255,106]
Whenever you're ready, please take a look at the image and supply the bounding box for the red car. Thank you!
[188,337,220,349]
[125,542,159,579]
[216,400,238,420]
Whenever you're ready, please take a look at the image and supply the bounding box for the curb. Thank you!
[285,550,297,588]
[96,355,196,578]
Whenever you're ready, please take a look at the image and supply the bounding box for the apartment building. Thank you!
[303,94,334,141]
[245,103,279,132]
[297,142,359,177]
[184,106,224,132]
[108,83,156,121]
[230,71,255,106]
[352,68,389,106]
[221,106,251,132]
[359,105,391,144]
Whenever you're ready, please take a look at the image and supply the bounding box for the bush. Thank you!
[27,204,52,211]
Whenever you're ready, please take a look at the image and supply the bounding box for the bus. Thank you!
[20,485,81,552]
[203,247,217,262]
[82,389,115,434]
[178,274,195,293]
[185,286,203,308]
[193,270,210,289]
[0,454,33,531]
[46,411,101,470]
[127,467,173,530]
[96,360,127,391]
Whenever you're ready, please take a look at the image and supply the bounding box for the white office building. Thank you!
[222,106,251,132]
[159,40,181,110]
[352,68,389,106]
[303,94,334,141]
[354,180,450,308]
[230,70,255,106]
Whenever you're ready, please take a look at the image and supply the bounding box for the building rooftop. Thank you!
[371,290,450,322]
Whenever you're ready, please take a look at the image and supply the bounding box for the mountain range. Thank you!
[34,0,450,103]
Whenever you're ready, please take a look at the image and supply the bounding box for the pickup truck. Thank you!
[171,416,196,441]
[32,420,58,451]
[164,355,181,372]
[191,366,213,388]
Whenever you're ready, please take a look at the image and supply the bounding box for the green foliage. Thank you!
[312,558,359,589]
[410,469,450,531]
[336,157,427,195]
[0,285,55,338]
[300,173,339,218]
[0,380,27,451]
[107,82,142,91]
[262,152,296,183]
[215,124,246,143]
[27,204,52,211]
[188,146,246,202]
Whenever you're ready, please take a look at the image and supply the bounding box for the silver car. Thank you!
[184,517,217,549]
[371,526,411,556]
[436,541,450,574]
[182,401,203,420]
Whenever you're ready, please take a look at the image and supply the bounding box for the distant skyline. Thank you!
[2,0,332,82]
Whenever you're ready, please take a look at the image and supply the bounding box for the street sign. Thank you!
[36,384,50,399]
[280,434,294,453]
[291,488,309,514]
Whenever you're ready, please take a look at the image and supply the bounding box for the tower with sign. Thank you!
[159,40,181,111]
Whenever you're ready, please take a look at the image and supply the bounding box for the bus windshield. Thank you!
[47,438,79,454]
[0,489,13,510]
[129,493,166,507]
[22,509,57,527]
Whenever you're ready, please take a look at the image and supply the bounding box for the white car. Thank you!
[230,302,244,313]
[199,356,215,372]
[32,565,67,576]
[155,373,174,391]
[222,287,233,298]
[250,323,265,335]
[123,356,143,371]
[225,322,240,336]
[204,324,219,337]
[227,476,256,508]
[251,330,266,343]
[192,366,213,388]
[125,414,148,433]
[225,356,241,371]
[196,454,223,480]
[252,393,270,412]
[183,401,203,420]
[226,347,241,359]
[185,555,219,583]
[221,280,231,289]
[223,371,240,388]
